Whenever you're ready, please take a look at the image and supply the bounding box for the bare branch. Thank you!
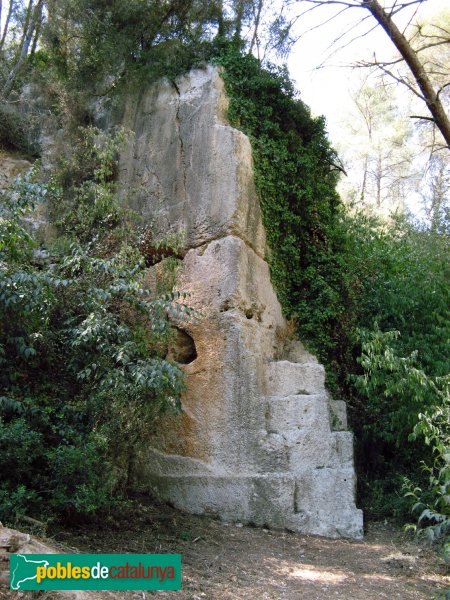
[430,24,450,37]
[317,17,377,68]
[414,39,450,53]
[362,0,450,147]
[355,56,404,67]
[296,5,352,38]
[409,115,435,122]
[399,2,421,36]
[296,1,363,9]
[354,56,424,99]
[436,82,450,99]
[327,12,372,51]
[294,0,450,147]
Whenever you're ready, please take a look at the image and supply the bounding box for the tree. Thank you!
[338,79,415,212]
[0,0,45,98]
[243,0,298,60]
[42,0,297,99]
[421,151,449,231]
[0,0,15,52]
[294,0,450,148]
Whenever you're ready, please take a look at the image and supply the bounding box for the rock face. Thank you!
[120,65,363,539]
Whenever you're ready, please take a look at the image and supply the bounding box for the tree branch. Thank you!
[436,82,450,99]
[361,0,450,148]
[355,57,424,100]
[409,115,435,122]
[296,0,450,148]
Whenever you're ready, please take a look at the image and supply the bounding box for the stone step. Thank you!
[266,394,330,434]
[262,429,354,468]
[289,431,354,470]
[289,467,363,539]
[260,429,354,472]
[285,508,363,539]
[294,467,356,513]
[279,340,319,364]
[146,473,296,529]
[143,470,363,539]
[266,361,326,396]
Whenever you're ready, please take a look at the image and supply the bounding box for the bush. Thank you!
[216,49,348,388]
[0,105,40,156]
[404,391,450,562]
[0,135,193,525]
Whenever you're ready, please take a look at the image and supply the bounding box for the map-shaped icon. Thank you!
[10,554,50,590]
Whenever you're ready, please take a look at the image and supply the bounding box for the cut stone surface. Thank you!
[266,394,330,434]
[122,65,363,539]
[289,431,355,470]
[281,339,319,363]
[119,65,265,257]
[330,399,349,431]
[291,468,363,538]
[266,361,326,396]
[148,474,296,529]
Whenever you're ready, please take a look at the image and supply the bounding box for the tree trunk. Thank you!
[249,0,264,57]
[16,0,35,61]
[217,0,225,37]
[427,155,448,231]
[233,0,245,44]
[375,149,382,207]
[360,153,369,203]
[362,0,450,149]
[2,0,44,98]
[0,0,14,52]
[30,1,44,59]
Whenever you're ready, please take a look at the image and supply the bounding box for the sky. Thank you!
[286,0,448,143]
[285,0,449,217]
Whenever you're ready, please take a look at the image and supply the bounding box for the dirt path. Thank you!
[46,499,448,600]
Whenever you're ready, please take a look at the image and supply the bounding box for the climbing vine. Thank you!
[216,49,355,388]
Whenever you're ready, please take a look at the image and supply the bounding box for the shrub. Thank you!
[404,392,450,563]
[0,105,40,156]
[0,135,193,524]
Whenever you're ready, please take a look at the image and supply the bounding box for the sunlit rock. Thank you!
[120,65,363,539]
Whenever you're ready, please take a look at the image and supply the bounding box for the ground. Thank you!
[1,498,448,600]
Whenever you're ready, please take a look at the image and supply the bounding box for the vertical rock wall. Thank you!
[119,65,363,539]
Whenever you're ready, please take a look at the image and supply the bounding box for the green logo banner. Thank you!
[10,554,182,591]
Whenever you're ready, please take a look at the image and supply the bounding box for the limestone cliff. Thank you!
[119,65,363,539]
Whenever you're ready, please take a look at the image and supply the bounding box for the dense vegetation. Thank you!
[0,0,448,558]
[0,128,193,524]
[217,50,449,553]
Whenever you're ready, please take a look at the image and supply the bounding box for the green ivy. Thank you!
[215,49,356,392]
